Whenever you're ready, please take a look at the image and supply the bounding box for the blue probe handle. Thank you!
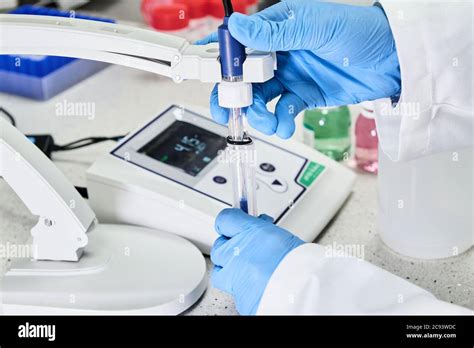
[218,17,246,79]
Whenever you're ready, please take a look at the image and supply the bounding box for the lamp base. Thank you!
[1,224,207,315]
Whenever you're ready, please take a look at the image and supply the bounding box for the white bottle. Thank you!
[378,146,473,259]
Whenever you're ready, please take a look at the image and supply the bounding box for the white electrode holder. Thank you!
[218,82,253,108]
[0,14,275,84]
[0,118,207,314]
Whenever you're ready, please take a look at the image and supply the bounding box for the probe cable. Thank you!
[0,107,16,127]
[52,135,125,152]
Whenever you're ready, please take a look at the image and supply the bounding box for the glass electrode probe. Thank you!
[218,0,257,215]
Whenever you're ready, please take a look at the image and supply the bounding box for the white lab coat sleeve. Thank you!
[257,244,472,315]
[373,0,473,161]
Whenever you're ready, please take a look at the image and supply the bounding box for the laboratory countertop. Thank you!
[0,63,472,315]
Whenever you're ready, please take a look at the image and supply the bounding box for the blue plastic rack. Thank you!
[0,5,115,100]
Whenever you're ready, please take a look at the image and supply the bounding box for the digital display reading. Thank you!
[138,121,227,177]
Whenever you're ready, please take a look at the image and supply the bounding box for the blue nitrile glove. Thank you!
[196,0,401,139]
[211,208,305,315]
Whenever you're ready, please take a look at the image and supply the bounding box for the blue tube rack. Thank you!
[0,5,115,100]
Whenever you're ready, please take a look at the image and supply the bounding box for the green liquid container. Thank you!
[303,106,351,161]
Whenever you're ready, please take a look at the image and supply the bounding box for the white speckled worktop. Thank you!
[0,63,472,315]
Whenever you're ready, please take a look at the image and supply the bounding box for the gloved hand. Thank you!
[211,208,305,315]
[196,0,401,139]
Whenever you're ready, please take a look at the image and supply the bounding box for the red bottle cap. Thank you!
[141,1,190,31]
[175,0,208,19]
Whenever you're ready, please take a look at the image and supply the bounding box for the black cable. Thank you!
[0,104,125,152]
[53,135,125,152]
[0,107,16,127]
[222,0,234,17]
[75,186,89,199]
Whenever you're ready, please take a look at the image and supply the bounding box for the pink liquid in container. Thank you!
[355,101,379,174]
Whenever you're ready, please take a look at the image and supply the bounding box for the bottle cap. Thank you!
[360,101,374,111]
[360,101,375,118]
[317,106,340,115]
[142,1,190,31]
[175,0,208,19]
